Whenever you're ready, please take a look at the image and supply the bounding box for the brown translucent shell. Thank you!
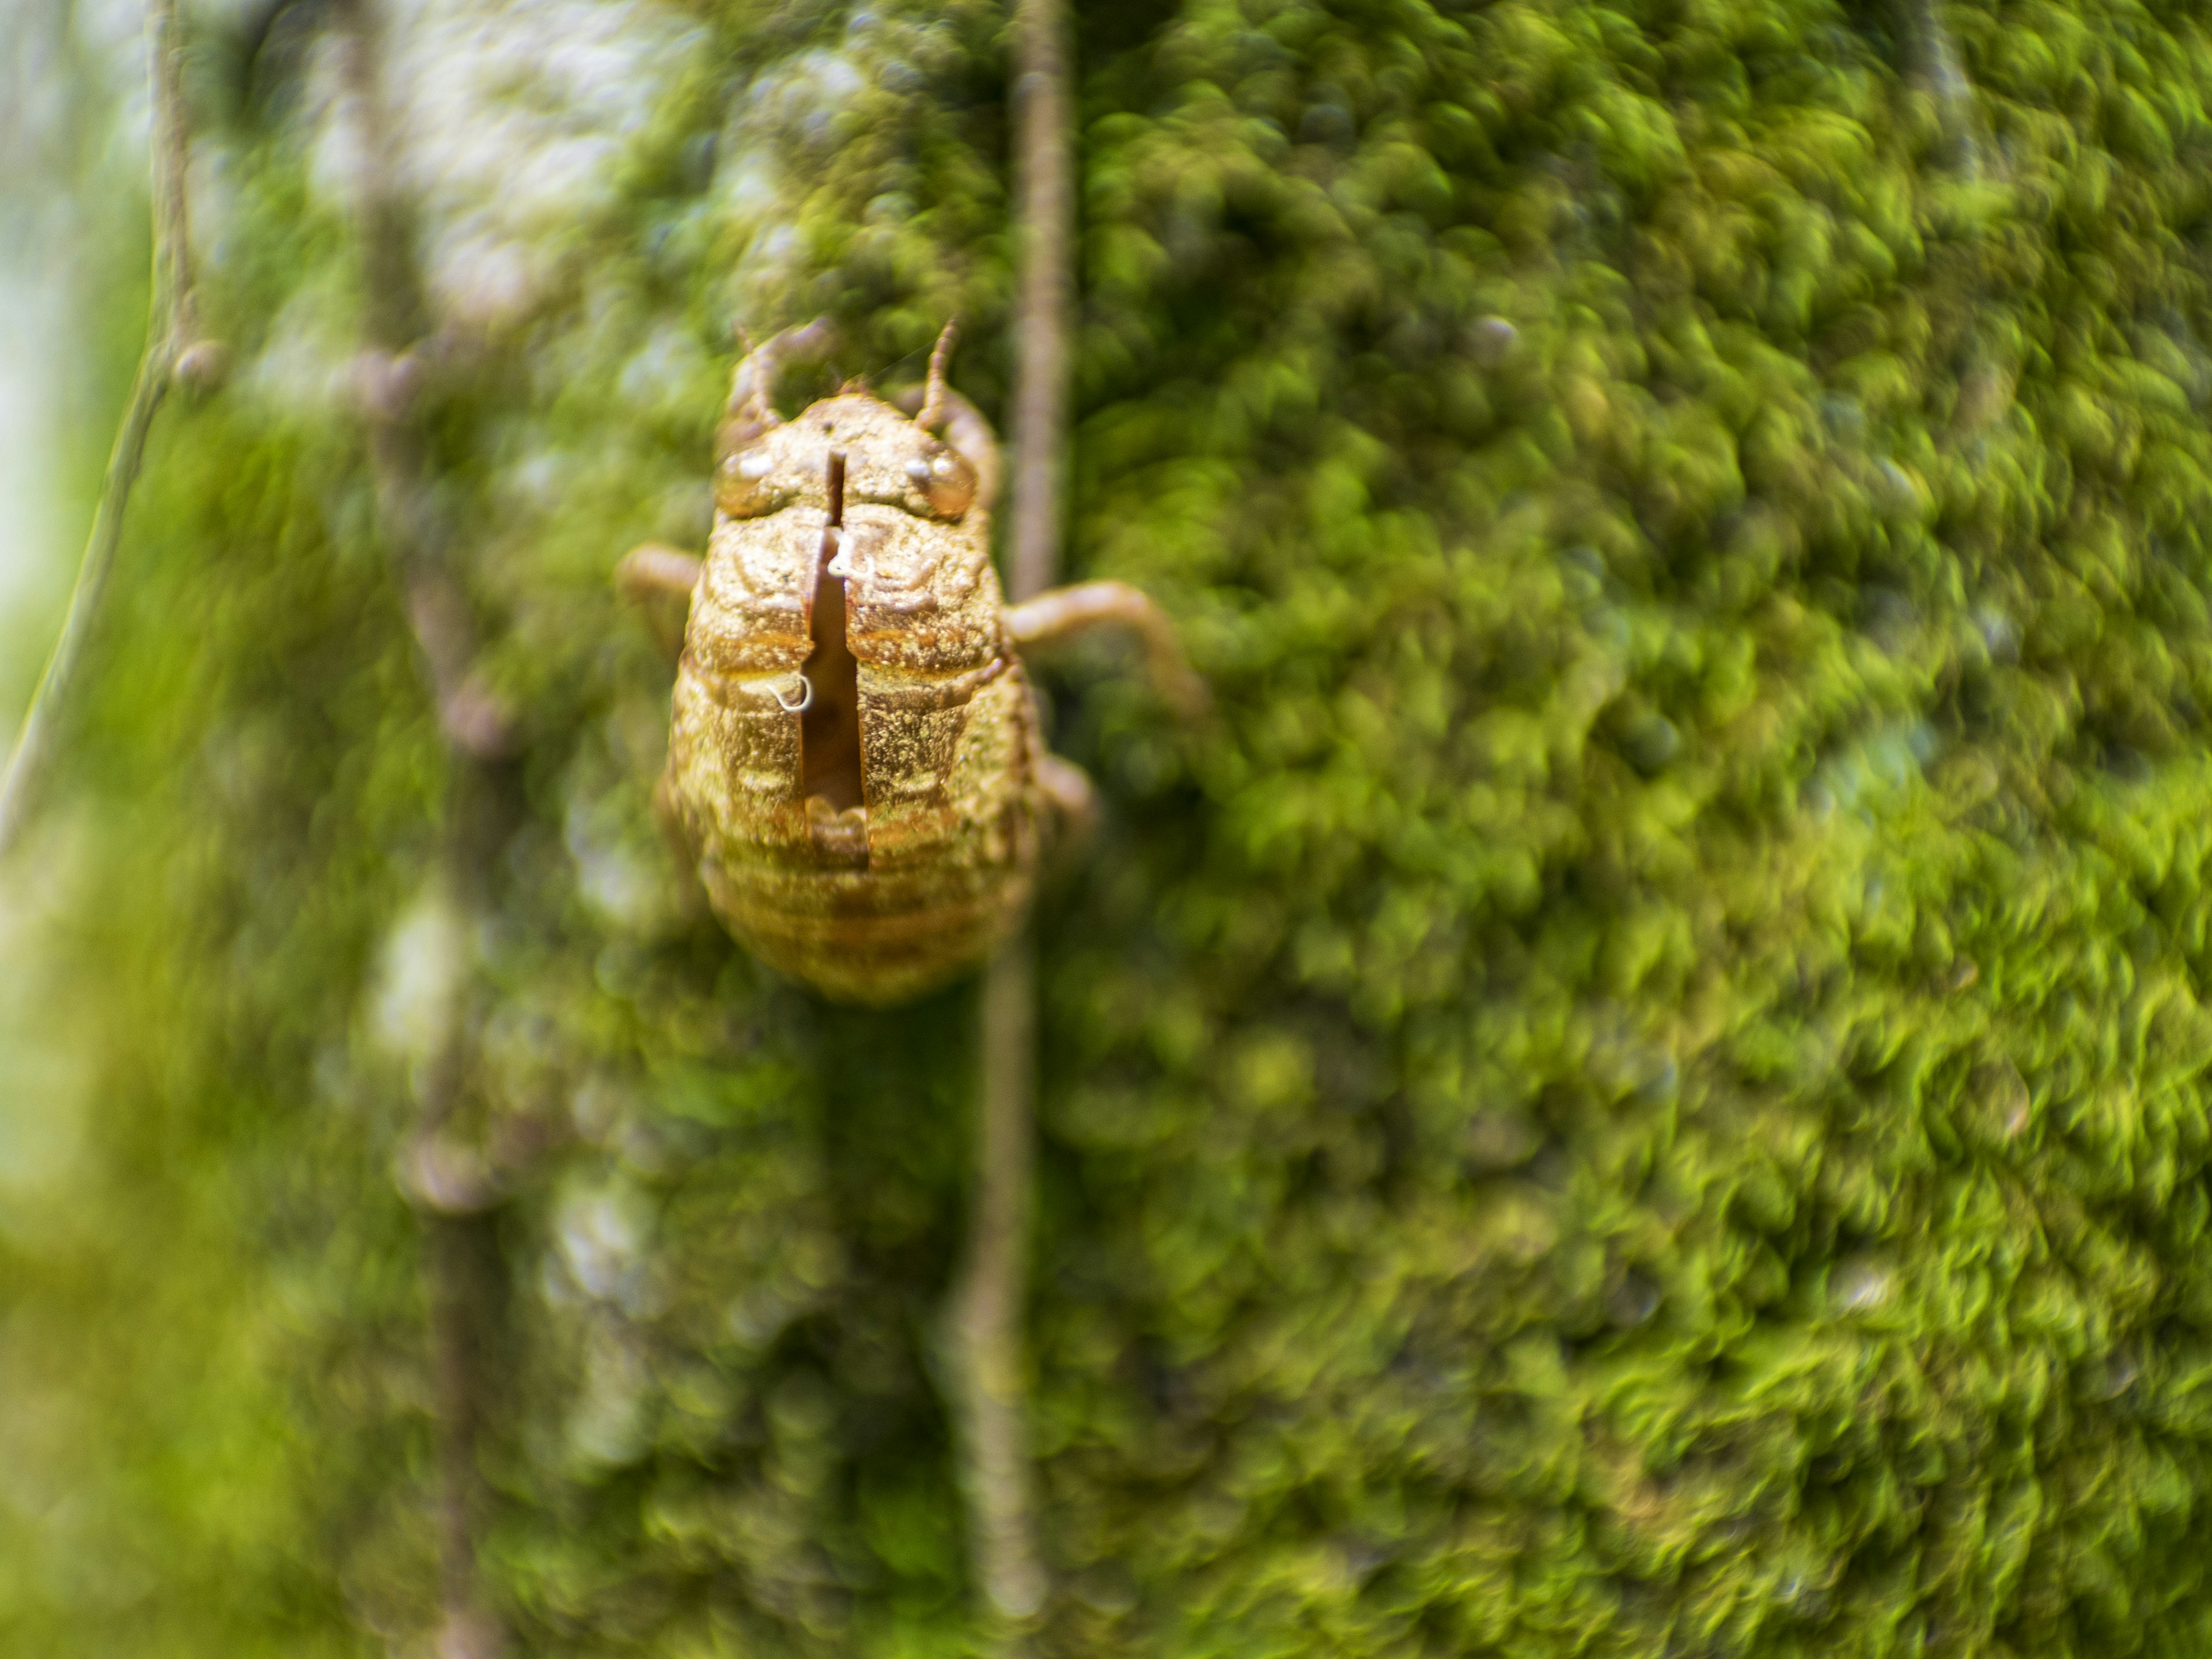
[666,354,1041,1005]
[904,444,977,520]
[712,418,791,517]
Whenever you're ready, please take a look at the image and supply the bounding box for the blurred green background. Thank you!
[13,0,2212,1653]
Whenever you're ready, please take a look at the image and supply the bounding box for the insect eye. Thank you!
[715,445,782,517]
[907,447,976,519]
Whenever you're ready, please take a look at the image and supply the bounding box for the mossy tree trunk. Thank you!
[10,0,2212,1654]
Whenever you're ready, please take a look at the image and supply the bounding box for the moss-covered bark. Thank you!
[12,0,2212,1653]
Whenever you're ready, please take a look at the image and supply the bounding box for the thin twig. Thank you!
[1890,0,2015,443]
[952,931,1048,1631]
[336,0,510,763]
[333,3,511,1653]
[151,0,199,347]
[0,354,169,857]
[1897,0,1990,183]
[946,0,1074,1643]
[0,0,213,861]
[1003,0,1075,610]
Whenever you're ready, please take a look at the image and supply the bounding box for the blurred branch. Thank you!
[332,2,512,1654]
[151,0,203,351]
[1889,0,2016,445]
[0,0,224,861]
[337,0,510,764]
[950,930,1048,1634]
[944,0,1074,1644]
[1003,0,1075,610]
[1896,0,1988,183]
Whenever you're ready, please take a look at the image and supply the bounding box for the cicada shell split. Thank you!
[619,321,1201,1005]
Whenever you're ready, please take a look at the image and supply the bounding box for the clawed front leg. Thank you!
[1034,751,1097,850]
[617,543,704,603]
[1005,580,1209,717]
[617,542,703,660]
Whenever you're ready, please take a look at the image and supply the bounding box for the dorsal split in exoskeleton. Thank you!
[617,320,1204,1005]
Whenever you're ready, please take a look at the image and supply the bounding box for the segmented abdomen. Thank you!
[664,498,1043,1002]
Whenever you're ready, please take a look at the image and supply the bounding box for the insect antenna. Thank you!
[914,319,959,432]
[724,317,835,448]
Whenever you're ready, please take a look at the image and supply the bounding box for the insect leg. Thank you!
[1035,751,1097,847]
[1005,580,1209,716]
[615,542,703,600]
[615,543,702,661]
